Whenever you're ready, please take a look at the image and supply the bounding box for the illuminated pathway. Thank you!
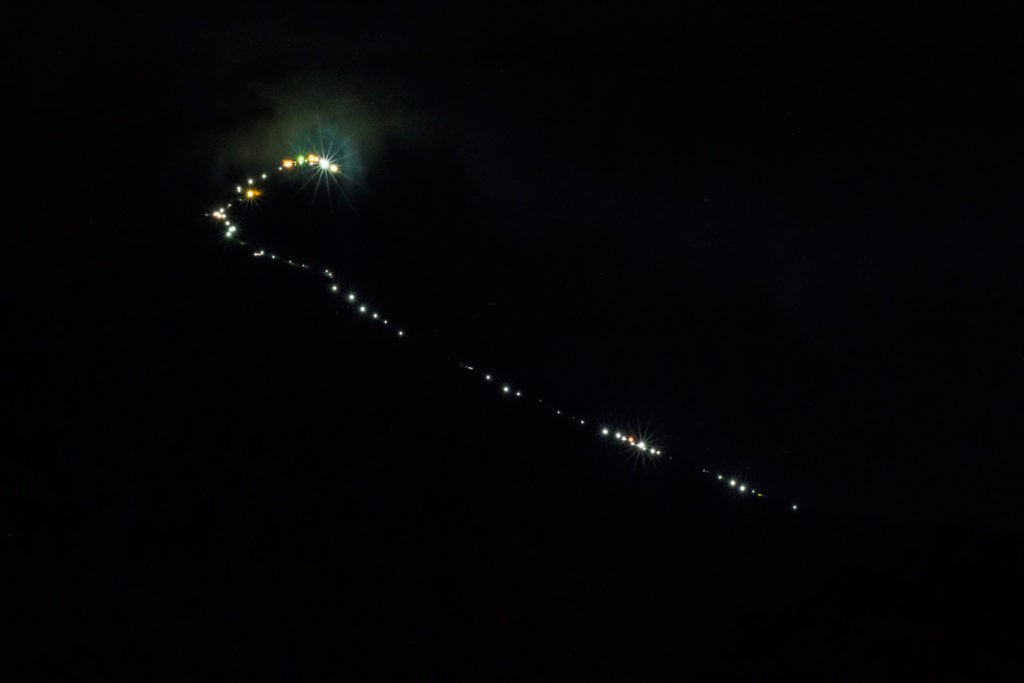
[205,151,798,512]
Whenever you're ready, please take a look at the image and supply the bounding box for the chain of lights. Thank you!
[206,151,798,512]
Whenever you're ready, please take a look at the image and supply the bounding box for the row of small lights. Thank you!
[209,152,802,511]
[706,470,798,510]
[457,364,665,458]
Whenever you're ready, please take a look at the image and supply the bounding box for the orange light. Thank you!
[307,154,320,164]
[282,159,294,168]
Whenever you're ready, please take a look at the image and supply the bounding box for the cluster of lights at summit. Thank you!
[205,150,799,514]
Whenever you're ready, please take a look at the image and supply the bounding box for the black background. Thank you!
[9,3,1023,679]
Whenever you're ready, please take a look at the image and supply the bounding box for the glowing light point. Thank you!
[729,479,737,487]
[502,385,510,393]
[580,419,585,425]
[372,313,379,319]
[738,485,746,492]
[515,391,521,397]
[330,284,339,292]
[602,428,610,436]
[261,173,267,179]
[359,305,367,313]
[236,186,242,193]
[615,432,622,439]
[348,293,357,302]
[397,330,404,336]
[307,154,320,165]
[792,504,798,511]
[637,441,646,450]
[484,374,492,381]
[283,159,294,169]
[717,474,723,480]
[318,158,331,170]
[329,163,339,173]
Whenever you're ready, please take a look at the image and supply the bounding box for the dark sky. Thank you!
[11,4,1023,679]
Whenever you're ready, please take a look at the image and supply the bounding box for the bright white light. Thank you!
[348,293,357,301]
[602,428,610,435]
[515,391,521,397]
[738,485,746,492]
[579,419,585,424]
[319,158,331,170]
[397,330,404,336]
[729,479,736,487]
[261,173,267,179]
[615,432,622,439]
[637,441,646,449]
[247,178,253,185]
[792,504,798,511]
[372,313,378,319]
[484,374,492,381]
[236,186,242,193]
[330,284,339,292]
[359,305,367,313]
[502,385,510,393]
[717,474,723,480]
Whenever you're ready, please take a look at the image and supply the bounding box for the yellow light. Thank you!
[329,163,339,173]
[245,188,261,200]
[307,154,320,165]
[283,159,294,168]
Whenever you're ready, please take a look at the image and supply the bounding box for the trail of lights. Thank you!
[205,151,800,513]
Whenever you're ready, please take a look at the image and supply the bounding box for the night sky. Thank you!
[11,4,1023,679]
